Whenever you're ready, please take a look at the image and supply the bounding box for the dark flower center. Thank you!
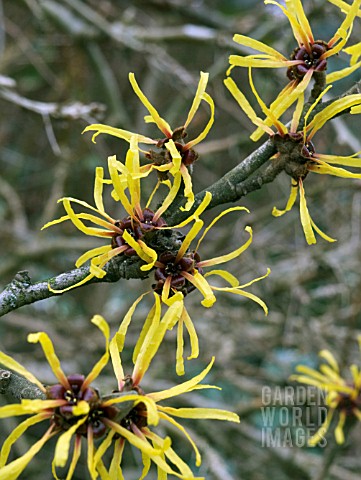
[337,389,361,416]
[47,374,117,438]
[146,126,199,178]
[287,41,328,80]
[119,375,148,431]
[152,250,203,297]
[111,209,167,257]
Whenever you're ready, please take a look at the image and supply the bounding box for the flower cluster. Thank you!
[1,67,269,479]
[227,0,361,141]
[0,308,239,479]
[225,0,361,244]
[83,72,214,211]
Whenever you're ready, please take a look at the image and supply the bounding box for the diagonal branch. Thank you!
[0,80,359,318]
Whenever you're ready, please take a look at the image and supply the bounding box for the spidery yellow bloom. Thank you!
[290,338,361,446]
[152,201,269,312]
[42,136,211,293]
[227,0,361,141]
[116,202,269,375]
[0,316,114,480]
[94,293,240,479]
[225,68,361,244]
[83,72,214,211]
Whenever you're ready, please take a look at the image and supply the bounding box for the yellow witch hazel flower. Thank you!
[227,0,361,141]
[83,72,214,211]
[42,136,211,293]
[91,293,240,479]
[116,201,269,375]
[290,337,361,446]
[225,68,361,244]
[0,316,115,480]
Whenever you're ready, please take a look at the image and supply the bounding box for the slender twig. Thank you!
[0,87,105,120]
[0,229,182,317]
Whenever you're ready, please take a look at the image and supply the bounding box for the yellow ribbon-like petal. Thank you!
[198,225,252,268]
[327,60,361,83]
[149,357,215,403]
[182,307,199,361]
[75,245,113,268]
[307,94,361,140]
[269,0,312,47]
[176,314,185,376]
[158,406,240,423]
[204,269,239,287]
[82,123,156,145]
[344,41,361,65]
[54,416,87,468]
[82,315,110,389]
[0,426,54,480]
[351,104,361,114]
[154,171,182,219]
[184,71,209,128]
[105,394,159,427]
[250,70,313,142]
[133,296,184,384]
[103,418,162,457]
[111,440,125,480]
[27,332,70,389]
[168,191,212,229]
[231,33,286,60]
[181,271,216,308]
[132,293,160,365]
[247,67,287,136]
[299,180,316,245]
[326,0,361,53]
[312,151,361,167]
[224,77,274,135]
[175,219,204,263]
[195,204,249,253]
[108,155,134,217]
[210,285,269,315]
[145,430,197,479]
[129,73,173,137]
[319,350,340,373]
[185,92,215,150]
[159,410,202,467]
[308,162,361,178]
[121,230,157,271]
[179,164,195,212]
[288,0,314,43]
[0,413,49,467]
[229,55,296,69]
[65,435,82,480]
[308,409,334,446]
[334,411,346,444]
[310,218,337,243]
